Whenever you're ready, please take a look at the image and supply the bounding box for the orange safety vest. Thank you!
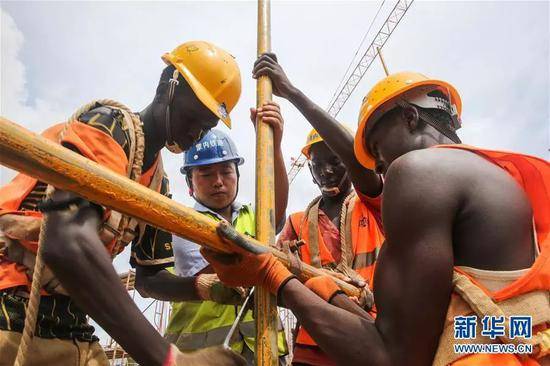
[435,145,550,366]
[0,122,162,292]
[289,193,385,351]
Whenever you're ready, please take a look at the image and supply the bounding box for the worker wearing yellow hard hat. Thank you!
[300,129,323,158]
[277,126,384,366]
[301,126,353,158]
[205,66,549,366]
[341,72,547,366]
[354,71,462,172]
[159,40,241,153]
[162,41,241,129]
[244,53,384,365]
[0,40,245,366]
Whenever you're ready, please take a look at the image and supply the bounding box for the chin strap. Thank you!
[396,87,462,144]
[320,171,349,197]
[165,69,183,154]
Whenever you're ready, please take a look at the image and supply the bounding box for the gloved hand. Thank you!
[201,224,295,295]
[164,344,246,366]
[195,274,247,305]
[304,276,345,303]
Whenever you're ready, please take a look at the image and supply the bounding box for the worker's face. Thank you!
[170,85,219,151]
[365,107,422,175]
[190,161,238,210]
[309,143,352,198]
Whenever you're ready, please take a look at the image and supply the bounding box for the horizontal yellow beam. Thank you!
[0,117,361,297]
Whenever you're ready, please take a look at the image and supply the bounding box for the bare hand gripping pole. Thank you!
[0,116,362,297]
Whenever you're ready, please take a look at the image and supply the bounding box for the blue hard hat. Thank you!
[181,129,244,174]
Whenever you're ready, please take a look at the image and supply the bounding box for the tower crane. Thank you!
[287,0,414,184]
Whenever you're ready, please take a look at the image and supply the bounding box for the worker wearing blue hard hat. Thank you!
[134,102,289,364]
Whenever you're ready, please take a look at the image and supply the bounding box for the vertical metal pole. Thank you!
[377,47,390,76]
[255,0,279,365]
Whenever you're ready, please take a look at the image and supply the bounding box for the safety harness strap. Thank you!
[433,271,550,366]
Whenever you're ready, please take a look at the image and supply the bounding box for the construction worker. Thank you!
[0,41,245,366]
[257,54,384,365]
[202,70,550,365]
[134,111,289,364]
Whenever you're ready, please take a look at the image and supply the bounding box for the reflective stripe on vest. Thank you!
[166,204,288,355]
[165,300,257,353]
[289,194,384,282]
[289,193,385,348]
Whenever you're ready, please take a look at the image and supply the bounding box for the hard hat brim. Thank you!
[354,78,461,170]
[162,53,232,128]
[182,156,244,173]
[301,145,312,159]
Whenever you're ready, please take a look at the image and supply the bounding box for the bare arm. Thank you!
[253,53,382,197]
[274,140,288,231]
[136,265,246,305]
[251,102,288,231]
[277,151,458,365]
[135,266,200,301]
[41,191,169,366]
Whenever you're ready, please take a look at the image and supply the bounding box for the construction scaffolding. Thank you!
[98,270,297,366]
[101,270,170,365]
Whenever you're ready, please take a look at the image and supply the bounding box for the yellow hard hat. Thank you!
[301,129,323,159]
[354,71,462,169]
[162,41,242,128]
[301,124,355,159]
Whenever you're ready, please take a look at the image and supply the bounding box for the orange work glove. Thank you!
[304,276,345,303]
[201,248,294,295]
[200,224,295,295]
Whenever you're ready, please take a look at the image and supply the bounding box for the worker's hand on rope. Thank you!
[319,268,366,288]
[165,344,246,366]
[250,101,284,148]
[316,269,374,310]
[253,53,296,99]
[195,273,248,305]
[349,285,375,311]
[200,222,295,295]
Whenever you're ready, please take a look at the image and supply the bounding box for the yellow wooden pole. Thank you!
[255,1,279,365]
[0,117,362,297]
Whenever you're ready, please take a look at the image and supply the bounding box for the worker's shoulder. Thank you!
[77,104,132,157]
[384,148,479,196]
[389,147,490,178]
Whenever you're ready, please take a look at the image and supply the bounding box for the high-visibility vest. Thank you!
[0,119,164,292]
[289,193,385,348]
[165,205,288,355]
[431,145,550,365]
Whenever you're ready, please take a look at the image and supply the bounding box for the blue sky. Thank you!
[1,0,549,344]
